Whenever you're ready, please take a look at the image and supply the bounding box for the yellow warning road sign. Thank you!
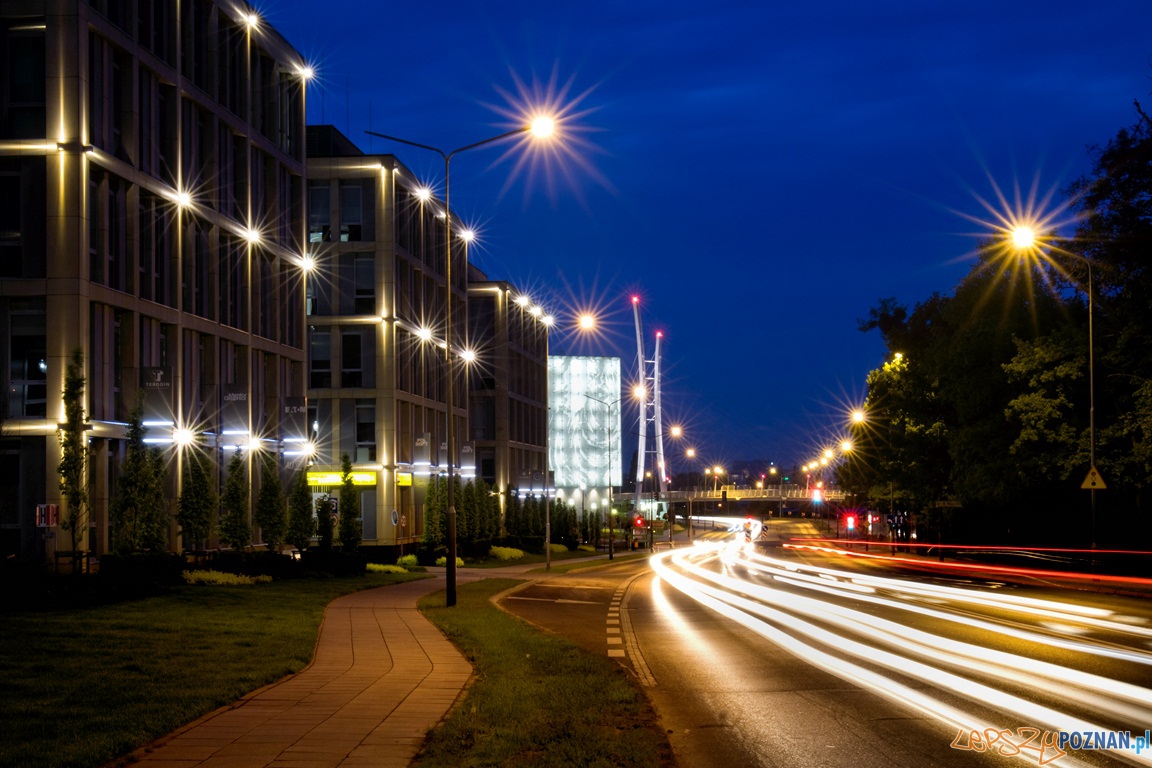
[1081,467,1106,490]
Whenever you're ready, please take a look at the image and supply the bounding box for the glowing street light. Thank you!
[366,119,557,606]
[1008,224,1098,549]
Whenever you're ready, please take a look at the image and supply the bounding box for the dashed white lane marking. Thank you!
[605,576,658,686]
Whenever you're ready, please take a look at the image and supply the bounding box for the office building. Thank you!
[0,1,310,558]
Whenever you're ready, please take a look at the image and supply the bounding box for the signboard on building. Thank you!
[141,367,172,422]
[306,471,376,486]
[282,397,307,440]
[221,383,248,434]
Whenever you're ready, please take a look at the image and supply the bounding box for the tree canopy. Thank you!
[841,106,1152,547]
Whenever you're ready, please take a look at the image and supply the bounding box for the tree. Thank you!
[315,495,334,552]
[254,454,287,551]
[1062,106,1152,509]
[109,393,169,552]
[337,453,361,551]
[219,448,251,550]
[178,449,216,551]
[57,348,89,557]
[422,476,445,553]
[286,470,316,552]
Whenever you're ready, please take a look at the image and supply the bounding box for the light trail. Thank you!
[652,542,1152,767]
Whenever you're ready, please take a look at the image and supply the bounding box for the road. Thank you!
[500,521,1152,768]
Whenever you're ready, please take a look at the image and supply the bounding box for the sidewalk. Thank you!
[122,575,471,768]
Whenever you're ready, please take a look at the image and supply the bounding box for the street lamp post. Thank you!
[367,120,553,606]
[585,393,630,560]
[1010,227,1097,550]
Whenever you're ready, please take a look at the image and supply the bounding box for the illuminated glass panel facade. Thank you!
[548,356,621,494]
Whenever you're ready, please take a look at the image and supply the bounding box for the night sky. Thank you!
[265,0,1151,472]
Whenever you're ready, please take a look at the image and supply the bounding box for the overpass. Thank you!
[613,487,847,505]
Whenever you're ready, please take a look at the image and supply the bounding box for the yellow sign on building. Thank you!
[306,471,377,486]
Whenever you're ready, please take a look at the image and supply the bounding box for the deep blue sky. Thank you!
[266,0,1151,471]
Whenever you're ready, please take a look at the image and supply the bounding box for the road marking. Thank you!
[618,575,658,687]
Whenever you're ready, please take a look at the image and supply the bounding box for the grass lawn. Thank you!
[465,547,605,569]
[526,551,651,574]
[0,571,428,768]
[416,579,675,768]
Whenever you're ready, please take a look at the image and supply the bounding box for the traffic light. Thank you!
[845,514,855,531]
[721,490,727,502]
[633,515,644,528]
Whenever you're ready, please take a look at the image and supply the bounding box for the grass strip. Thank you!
[527,551,652,574]
[0,571,428,768]
[416,579,674,768]
[463,548,608,569]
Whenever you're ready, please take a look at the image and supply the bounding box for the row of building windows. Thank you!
[82,26,304,230]
[85,0,303,156]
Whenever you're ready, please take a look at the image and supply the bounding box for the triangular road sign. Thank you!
[1081,467,1106,490]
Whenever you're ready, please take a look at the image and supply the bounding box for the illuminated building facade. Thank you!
[0,1,310,559]
[466,272,550,517]
[306,125,476,550]
[548,356,622,515]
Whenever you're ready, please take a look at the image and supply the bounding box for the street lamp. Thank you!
[584,391,635,560]
[1009,226,1098,549]
[366,120,554,606]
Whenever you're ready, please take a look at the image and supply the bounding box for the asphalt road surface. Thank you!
[500,524,1152,768]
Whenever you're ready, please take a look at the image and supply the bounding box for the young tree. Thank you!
[57,348,89,557]
[178,449,216,551]
[110,393,169,552]
[315,494,334,552]
[337,453,361,551]
[254,453,287,551]
[422,476,445,552]
[504,492,522,541]
[219,448,251,550]
[286,470,316,552]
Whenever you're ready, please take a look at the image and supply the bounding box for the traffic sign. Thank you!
[1081,467,1106,490]
[391,509,400,526]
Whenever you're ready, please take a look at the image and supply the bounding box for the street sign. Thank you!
[934,500,962,508]
[1081,467,1107,490]
[391,509,399,526]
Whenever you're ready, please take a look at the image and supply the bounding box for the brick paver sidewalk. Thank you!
[125,576,470,768]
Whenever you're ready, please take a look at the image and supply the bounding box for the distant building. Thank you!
[306,125,551,549]
[0,2,309,559]
[548,356,622,518]
[305,125,468,550]
[466,270,550,519]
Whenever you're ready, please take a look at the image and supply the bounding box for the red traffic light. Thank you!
[633,515,644,528]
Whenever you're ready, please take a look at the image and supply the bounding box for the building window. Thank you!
[340,183,362,242]
[354,256,375,314]
[0,173,21,277]
[309,328,331,388]
[341,331,362,388]
[355,401,376,462]
[308,183,330,242]
[478,448,496,486]
[3,29,45,139]
[7,305,46,417]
